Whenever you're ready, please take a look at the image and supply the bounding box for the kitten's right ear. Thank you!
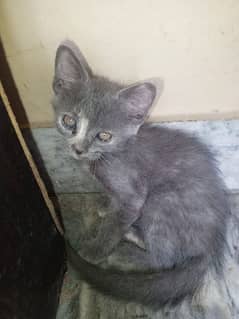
[53,40,92,94]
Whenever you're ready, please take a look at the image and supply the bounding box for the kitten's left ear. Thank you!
[53,39,93,94]
[117,78,163,122]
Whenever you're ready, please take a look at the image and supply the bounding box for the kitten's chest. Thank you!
[94,155,140,194]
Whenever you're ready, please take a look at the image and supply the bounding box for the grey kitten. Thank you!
[52,40,230,309]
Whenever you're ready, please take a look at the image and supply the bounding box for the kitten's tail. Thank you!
[67,242,208,309]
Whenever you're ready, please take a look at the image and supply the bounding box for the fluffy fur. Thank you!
[52,40,230,309]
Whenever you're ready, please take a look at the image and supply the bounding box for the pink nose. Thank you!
[72,144,84,155]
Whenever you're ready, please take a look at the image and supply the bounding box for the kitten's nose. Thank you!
[72,144,84,155]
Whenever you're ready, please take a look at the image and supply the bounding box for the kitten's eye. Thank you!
[97,132,112,142]
[62,114,76,130]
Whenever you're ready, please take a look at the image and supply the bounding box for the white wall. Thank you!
[1,0,239,127]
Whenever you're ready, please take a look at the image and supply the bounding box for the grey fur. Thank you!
[52,40,230,309]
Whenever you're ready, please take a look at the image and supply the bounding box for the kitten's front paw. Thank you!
[97,209,108,218]
[124,228,146,250]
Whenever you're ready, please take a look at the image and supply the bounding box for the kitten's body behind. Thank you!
[52,40,230,309]
[67,123,229,308]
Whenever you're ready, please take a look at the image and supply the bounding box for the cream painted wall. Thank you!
[1,0,239,127]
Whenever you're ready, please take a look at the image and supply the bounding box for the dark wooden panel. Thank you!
[0,93,65,318]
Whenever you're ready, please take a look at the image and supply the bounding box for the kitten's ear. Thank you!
[53,40,92,94]
[117,78,163,122]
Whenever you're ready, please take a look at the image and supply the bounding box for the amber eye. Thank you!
[97,131,112,142]
[62,114,76,130]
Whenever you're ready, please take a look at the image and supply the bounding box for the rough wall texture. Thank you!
[1,0,239,126]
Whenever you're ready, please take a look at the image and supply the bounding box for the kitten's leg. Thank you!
[74,201,144,264]
[75,198,145,264]
[74,210,125,264]
[75,159,147,264]
[98,209,146,250]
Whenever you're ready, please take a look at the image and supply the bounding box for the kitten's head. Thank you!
[52,40,163,161]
